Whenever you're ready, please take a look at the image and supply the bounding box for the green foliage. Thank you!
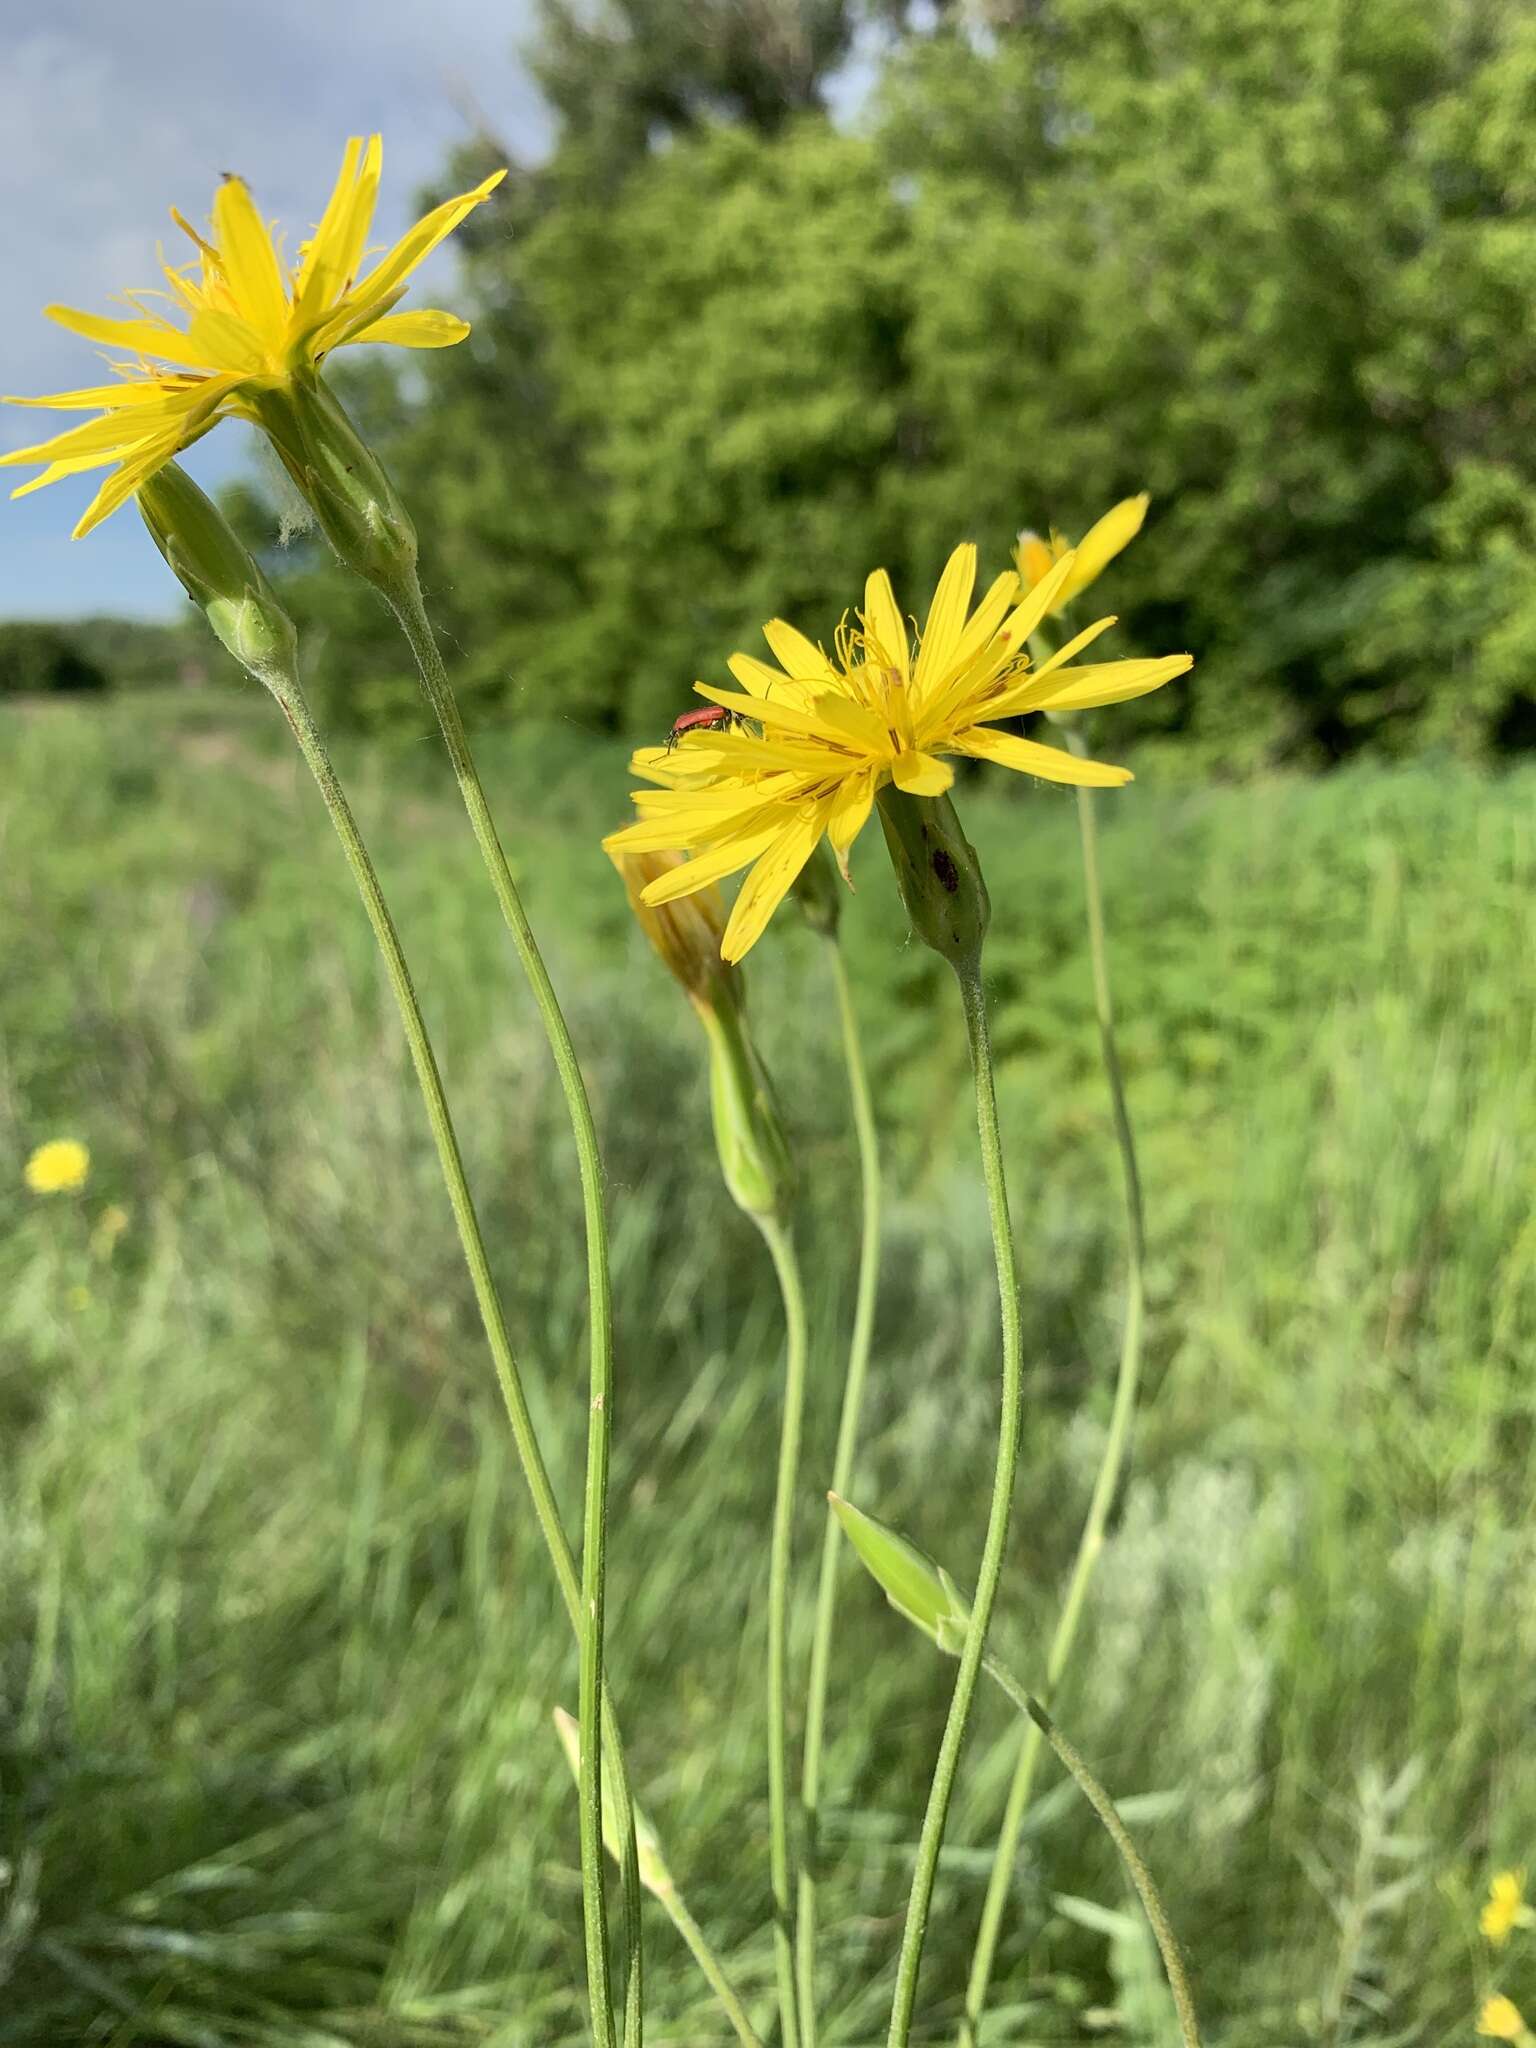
[4,694,1534,2040]
[233,0,1536,767]
[0,621,107,696]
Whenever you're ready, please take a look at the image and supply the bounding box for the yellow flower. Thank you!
[1479,1995,1529,2042]
[24,1139,90,1194]
[91,1203,131,1260]
[1483,1872,1535,1947]
[603,543,1191,962]
[1014,493,1150,614]
[2,137,504,536]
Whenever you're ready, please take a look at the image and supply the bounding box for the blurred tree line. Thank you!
[226,0,1536,768]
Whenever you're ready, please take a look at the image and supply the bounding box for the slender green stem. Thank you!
[657,1887,767,2048]
[275,675,634,2046]
[885,958,1025,2048]
[382,571,634,2048]
[956,728,1146,2047]
[979,1660,1201,2048]
[796,938,882,2047]
[756,1211,809,2048]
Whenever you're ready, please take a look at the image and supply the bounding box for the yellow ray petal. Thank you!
[641,825,785,902]
[1011,652,1192,716]
[721,799,832,962]
[74,439,184,536]
[889,750,954,796]
[211,177,289,345]
[294,135,369,315]
[693,682,853,745]
[343,308,471,349]
[995,550,1077,656]
[913,543,977,695]
[862,567,909,682]
[1061,493,1149,602]
[827,769,876,867]
[945,568,1020,676]
[45,304,228,372]
[956,725,1131,787]
[3,380,189,413]
[347,168,506,318]
[761,616,837,684]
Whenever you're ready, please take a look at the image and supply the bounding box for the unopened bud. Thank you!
[606,843,732,1007]
[829,1494,971,1654]
[551,1708,673,1897]
[137,462,298,686]
[700,997,795,1224]
[246,373,417,595]
[876,787,990,972]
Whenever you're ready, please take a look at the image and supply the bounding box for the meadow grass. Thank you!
[2,695,1533,2045]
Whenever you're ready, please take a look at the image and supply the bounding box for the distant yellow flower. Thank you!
[2,136,504,536]
[1479,1995,1530,2042]
[1483,1872,1535,1947]
[1015,494,1150,615]
[604,543,1191,961]
[24,1139,90,1194]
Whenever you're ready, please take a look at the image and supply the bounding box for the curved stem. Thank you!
[276,674,634,2047]
[756,1212,809,2048]
[957,734,1146,2047]
[979,1661,1201,2048]
[657,1886,767,2048]
[796,937,883,2047]
[382,572,633,2048]
[885,958,1025,2048]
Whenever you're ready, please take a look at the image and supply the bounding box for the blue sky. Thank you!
[0,1,548,621]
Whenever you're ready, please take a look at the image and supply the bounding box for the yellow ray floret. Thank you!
[604,539,1193,963]
[1015,493,1150,612]
[2,136,505,537]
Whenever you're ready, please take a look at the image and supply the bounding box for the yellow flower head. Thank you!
[1479,1996,1529,2042]
[24,1139,90,1195]
[1483,1872,1535,1948]
[607,841,731,1006]
[603,543,1192,962]
[2,137,504,537]
[1014,493,1150,615]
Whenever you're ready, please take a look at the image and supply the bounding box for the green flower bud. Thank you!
[876,787,990,971]
[829,1493,971,1655]
[790,838,842,937]
[245,373,417,595]
[137,462,298,686]
[700,989,795,1224]
[551,1707,672,1897]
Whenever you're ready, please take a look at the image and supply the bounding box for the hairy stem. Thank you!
[756,1212,810,2048]
[957,729,1146,2046]
[886,958,1025,2048]
[795,938,882,2047]
[280,663,634,2046]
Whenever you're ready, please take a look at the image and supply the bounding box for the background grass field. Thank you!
[3,694,1534,2045]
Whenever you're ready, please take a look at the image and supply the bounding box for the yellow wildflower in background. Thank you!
[604,543,1191,961]
[1015,493,1150,614]
[24,1139,90,1194]
[2,137,504,536]
[1483,1872,1535,1948]
[1479,1995,1531,2043]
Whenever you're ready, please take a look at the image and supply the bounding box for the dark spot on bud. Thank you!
[932,849,960,894]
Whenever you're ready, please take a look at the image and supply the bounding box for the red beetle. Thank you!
[665,704,750,752]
